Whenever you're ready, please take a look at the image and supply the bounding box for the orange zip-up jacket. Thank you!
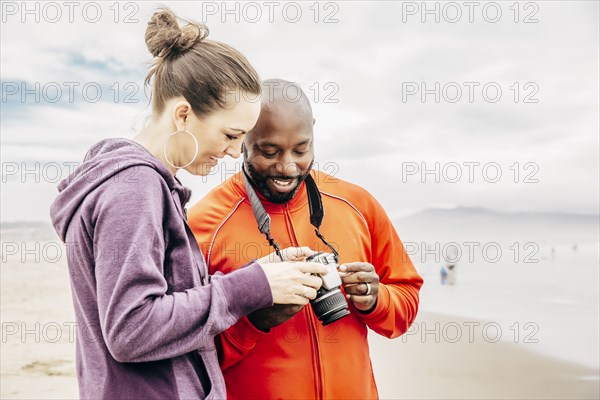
[188,170,423,399]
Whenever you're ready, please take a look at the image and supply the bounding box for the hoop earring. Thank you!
[163,129,199,170]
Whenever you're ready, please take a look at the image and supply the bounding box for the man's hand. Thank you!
[248,304,305,332]
[339,262,379,312]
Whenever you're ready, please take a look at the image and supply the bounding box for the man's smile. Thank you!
[269,177,298,193]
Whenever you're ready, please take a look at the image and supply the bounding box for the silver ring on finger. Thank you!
[364,282,372,296]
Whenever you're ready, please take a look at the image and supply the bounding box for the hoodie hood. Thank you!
[50,138,191,241]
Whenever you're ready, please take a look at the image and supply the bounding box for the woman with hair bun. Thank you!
[49,9,325,399]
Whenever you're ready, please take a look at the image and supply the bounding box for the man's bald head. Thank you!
[243,79,316,204]
[250,79,314,136]
[258,79,314,131]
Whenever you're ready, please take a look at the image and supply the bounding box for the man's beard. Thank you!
[245,160,314,204]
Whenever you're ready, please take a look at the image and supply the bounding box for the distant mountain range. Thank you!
[394,207,599,245]
[1,207,599,245]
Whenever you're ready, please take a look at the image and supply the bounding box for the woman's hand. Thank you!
[259,261,326,305]
[257,246,316,264]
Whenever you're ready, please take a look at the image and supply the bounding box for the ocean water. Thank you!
[415,241,600,370]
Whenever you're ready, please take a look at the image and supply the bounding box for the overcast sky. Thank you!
[1,1,598,222]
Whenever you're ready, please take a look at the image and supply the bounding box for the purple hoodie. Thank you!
[50,138,273,399]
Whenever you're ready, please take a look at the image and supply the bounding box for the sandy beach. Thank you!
[1,224,598,399]
[371,312,599,399]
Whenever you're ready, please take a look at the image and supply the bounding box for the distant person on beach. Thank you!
[440,264,448,285]
[447,263,457,285]
[441,262,456,285]
[48,10,326,399]
[188,79,423,399]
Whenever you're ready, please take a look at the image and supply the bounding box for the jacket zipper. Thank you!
[283,203,323,399]
[306,306,323,399]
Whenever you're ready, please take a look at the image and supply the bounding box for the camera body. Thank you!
[306,252,350,325]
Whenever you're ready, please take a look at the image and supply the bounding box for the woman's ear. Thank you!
[172,100,192,130]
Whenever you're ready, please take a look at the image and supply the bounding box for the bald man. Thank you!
[188,79,423,399]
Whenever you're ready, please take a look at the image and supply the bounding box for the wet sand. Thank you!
[1,229,598,399]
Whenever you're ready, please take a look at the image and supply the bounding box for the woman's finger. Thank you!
[301,274,323,290]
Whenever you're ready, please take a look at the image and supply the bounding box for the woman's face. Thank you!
[172,93,261,176]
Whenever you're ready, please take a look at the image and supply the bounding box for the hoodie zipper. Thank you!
[283,203,323,399]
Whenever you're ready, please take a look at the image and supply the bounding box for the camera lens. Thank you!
[310,287,350,326]
[307,252,350,325]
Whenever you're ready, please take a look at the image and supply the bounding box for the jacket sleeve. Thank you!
[190,209,269,370]
[92,167,273,363]
[352,194,424,338]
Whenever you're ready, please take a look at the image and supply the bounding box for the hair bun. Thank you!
[145,9,209,58]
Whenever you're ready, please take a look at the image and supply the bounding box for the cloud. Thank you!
[1,1,598,222]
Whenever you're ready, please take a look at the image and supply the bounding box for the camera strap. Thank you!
[304,174,339,259]
[243,170,282,260]
[243,170,339,261]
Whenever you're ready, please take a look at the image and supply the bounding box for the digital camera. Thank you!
[306,252,350,325]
